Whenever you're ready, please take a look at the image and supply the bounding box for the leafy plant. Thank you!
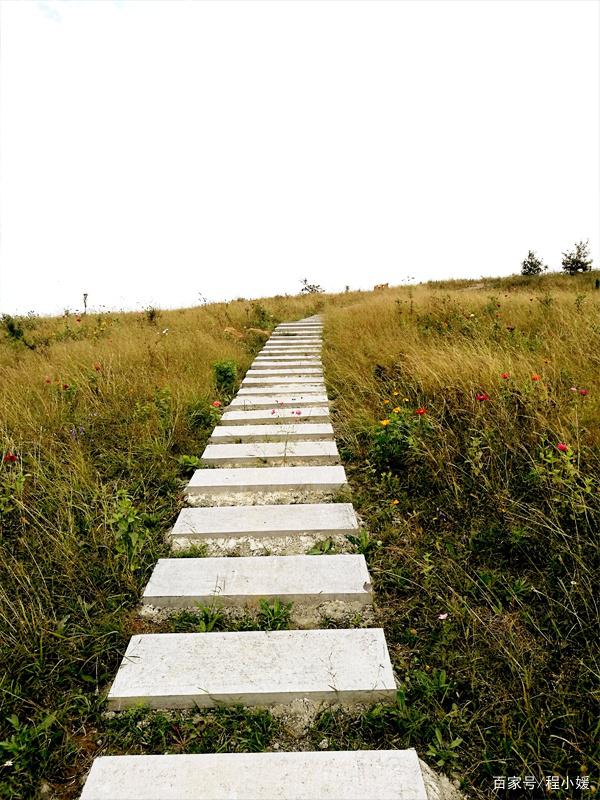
[108,490,149,573]
[213,360,238,397]
[257,598,292,630]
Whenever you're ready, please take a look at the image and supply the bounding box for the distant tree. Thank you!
[300,278,324,294]
[521,250,546,276]
[561,240,593,275]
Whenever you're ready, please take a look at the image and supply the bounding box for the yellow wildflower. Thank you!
[392,406,401,413]
[390,499,399,506]
[380,419,390,426]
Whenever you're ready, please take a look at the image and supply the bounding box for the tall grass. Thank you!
[322,273,599,796]
[0,274,598,798]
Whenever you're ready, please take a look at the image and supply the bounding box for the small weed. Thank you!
[258,598,292,630]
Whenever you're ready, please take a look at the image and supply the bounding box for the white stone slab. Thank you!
[266,336,323,342]
[254,355,321,362]
[210,423,334,442]
[245,368,323,377]
[81,749,427,800]
[170,503,358,540]
[221,408,330,425]
[200,441,340,466]
[186,465,347,497]
[237,384,325,395]
[242,370,324,388]
[107,628,395,710]
[228,394,328,409]
[251,361,322,371]
[142,554,371,609]
[261,348,322,355]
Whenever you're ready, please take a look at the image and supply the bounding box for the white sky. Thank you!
[0,0,598,315]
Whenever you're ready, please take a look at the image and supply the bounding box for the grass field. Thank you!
[0,273,598,798]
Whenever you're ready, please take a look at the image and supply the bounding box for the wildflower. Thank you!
[392,406,401,413]
[556,442,569,453]
[531,374,541,381]
[438,613,449,620]
[390,499,399,506]
[295,410,302,415]
[94,363,101,371]
[392,390,399,396]
[44,376,52,384]
[380,419,390,426]
[3,452,18,464]
[383,399,390,405]
[579,389,589,396]
[62,384,69,390]
[570,386,578,392]
[501,373,510,379]
[211,400,222,408]
[415,407,427,416]
[76,316,81,322]
[506,325,515,332]
[476,392,490,402]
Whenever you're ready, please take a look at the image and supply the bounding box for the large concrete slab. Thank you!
[210,423,334,442]
[185,465,347,497]
[250,361,322,370]
[245,368,323,377]
[107,628,395,710]
[170,503,358,541]
[242,374,323,386]
[261,348,322,355]
[200,441,340,466]
[237,384,326,395]
[265,336,323,342]
[142,554,371,609]
[254,355,321,362]
[228,394,329,409]
[241,378,325,389]
[221,407,330,425]
[81,749,428,800]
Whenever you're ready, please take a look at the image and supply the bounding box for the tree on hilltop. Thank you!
[561,240,593,275]
[300,278,324,294]
[521,250,547,276]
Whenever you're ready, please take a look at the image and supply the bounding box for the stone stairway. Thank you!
[80,316,432,799]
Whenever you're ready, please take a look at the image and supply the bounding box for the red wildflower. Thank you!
[76,316,81,323]
[579,389,589,396]
[44,376,52,384]
[556,442,569,453]
[415,407,427,416]
[506,325,515,332]
[62,384,69,390]
[476,393,490,402]
[93,363,101,371]
[211,400,221,408]
[501,373,510,379]
[531,374,541,381]
[3,452,18,464]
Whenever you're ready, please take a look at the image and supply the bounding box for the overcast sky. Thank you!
[0,0,598,315]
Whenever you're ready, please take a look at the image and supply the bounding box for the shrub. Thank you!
[213,360,237,397]
[520,250,546,276]
[561,240,593,274]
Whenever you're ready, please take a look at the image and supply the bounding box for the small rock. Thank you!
[318,738,329,750]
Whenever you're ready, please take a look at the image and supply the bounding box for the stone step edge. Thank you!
[80,749,429,800]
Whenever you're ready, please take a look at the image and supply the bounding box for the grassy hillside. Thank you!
[0,274,598,798]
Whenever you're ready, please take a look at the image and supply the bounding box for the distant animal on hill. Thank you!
[374,283,389,291]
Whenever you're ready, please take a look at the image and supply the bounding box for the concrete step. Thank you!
[185,465,347,500]
[210,423,334,442]
[200,441,340,466]
[242,369,323,386]
[237,384,325,395]
[221,408,330,425]
[245,368,323,377]
[107,628,395,710]
[250,361,322,371]
[265,337,322,342]
[170,502,358,544]
[81,749,428,800]
[142,553,371,609]
[253,355,321,363]
[261,348,322,355]
[228,394,328,409]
